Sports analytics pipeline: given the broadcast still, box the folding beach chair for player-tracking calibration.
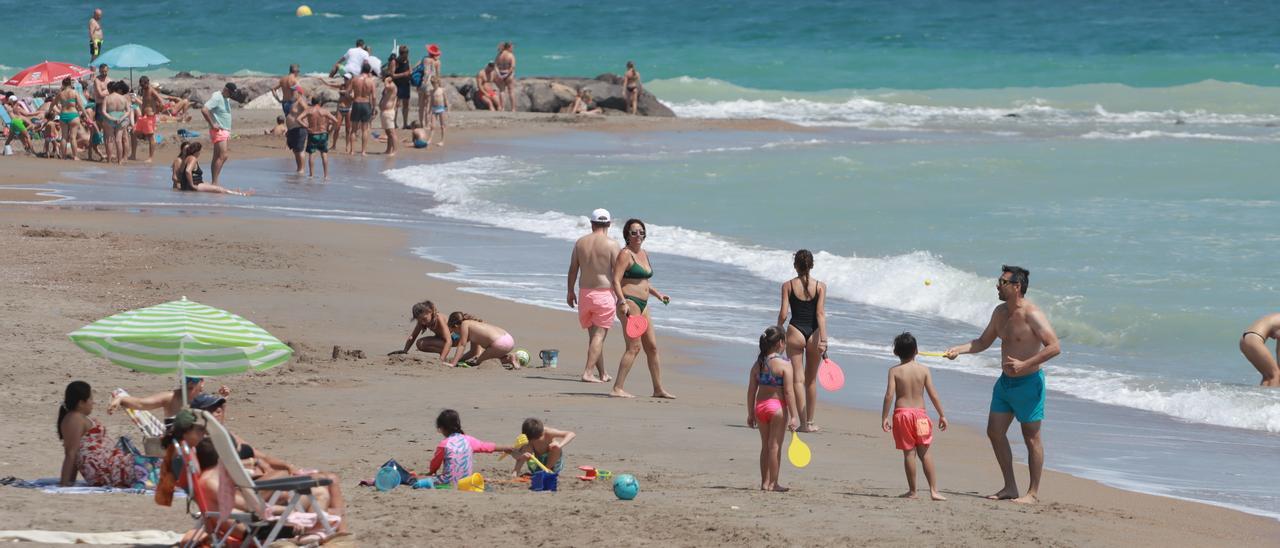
[176,440,251,548]
[198,411,339,547]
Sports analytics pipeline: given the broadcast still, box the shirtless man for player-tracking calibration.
[494,42,516,112]
[271,64,303,117]
[475,63,500,111]
[349,62,377,155]
[945,265,1060,504]
[88,9,103,65]
[1240,313,1280,386]
[567,208,620,383]
[109,377,229,419]
[283,100,307,173]
[297,98,337,178]
[90,64,111,129]
[377,74,398,156]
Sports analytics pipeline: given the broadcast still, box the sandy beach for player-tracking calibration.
[0,203,1276,546]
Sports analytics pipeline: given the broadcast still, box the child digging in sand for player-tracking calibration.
[881,332,948,500]
[445,311,521,368]
[512,418,575,476]
[426,409,513,486]
[747,325,799,492]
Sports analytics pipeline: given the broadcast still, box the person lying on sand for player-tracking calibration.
[512,418,575,477]
[881,332,947,501]
[191,394,347,532]
[445,311,520,368]
[1240,313,1280,386]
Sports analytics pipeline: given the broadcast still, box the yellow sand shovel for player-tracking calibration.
[788,431,811,468]
[501,433,552,473]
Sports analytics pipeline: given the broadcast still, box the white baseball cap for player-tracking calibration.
[589,208,611,224]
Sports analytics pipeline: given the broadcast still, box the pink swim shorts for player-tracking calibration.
[577,288,616,329]
[210,128,231,144]
[892,407,933,450]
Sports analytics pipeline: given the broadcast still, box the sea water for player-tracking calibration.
[7,0,1278,520]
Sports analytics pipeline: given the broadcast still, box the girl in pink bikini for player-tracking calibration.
[57,381,139,487]
[746,326,799,492]
[446,311,521,368]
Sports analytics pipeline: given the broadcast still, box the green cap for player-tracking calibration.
[172,409,198,431]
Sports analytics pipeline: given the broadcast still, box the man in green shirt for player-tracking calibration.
[200,83,238,186]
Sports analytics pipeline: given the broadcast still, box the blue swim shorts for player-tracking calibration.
[990,369,1045,423]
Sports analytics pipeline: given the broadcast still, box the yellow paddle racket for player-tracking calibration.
[919,351,947,357]
[788,431,811,468]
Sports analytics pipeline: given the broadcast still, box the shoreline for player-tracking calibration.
[0,207,1277,545]
[2,112,1277,524]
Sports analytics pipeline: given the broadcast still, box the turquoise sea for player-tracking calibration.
[4,0,1278,519]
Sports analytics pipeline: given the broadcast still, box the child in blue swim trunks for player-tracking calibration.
[512,418,575,477]
[943,265,1060,504]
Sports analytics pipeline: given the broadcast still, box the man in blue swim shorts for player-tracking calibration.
[945,265,1060,504]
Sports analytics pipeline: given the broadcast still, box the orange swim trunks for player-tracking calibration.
[577,288,616,330]
[892,407,933,450]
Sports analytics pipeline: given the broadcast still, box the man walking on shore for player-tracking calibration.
[567,208,620,383]
[88,9,103,65]
[200,83,239,185]
[945,265,1060,504]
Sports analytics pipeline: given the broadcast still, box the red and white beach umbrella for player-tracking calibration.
[3,61,92,87]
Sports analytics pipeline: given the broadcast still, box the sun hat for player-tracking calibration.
[427,44,441,57]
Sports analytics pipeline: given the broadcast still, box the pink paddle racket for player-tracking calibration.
[818,355,845,391]
[625,314,649,338]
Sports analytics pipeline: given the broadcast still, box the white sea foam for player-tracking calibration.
[922,354,1280,433]
[649,76,1280,130]
[361,13,404,21]
[1081,130,1272,142]
[480,13,497,20]
[319,12,342,18]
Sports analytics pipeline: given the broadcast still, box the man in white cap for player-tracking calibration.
[567,208,621,383]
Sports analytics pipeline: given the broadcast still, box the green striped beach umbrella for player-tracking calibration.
[69,297,292,400]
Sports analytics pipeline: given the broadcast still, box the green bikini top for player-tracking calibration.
[622,255,653,280]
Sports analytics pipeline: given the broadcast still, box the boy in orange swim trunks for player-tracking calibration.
[881,332,948,500]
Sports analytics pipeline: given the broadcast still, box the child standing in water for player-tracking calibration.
[445,312,520,368]
[881,332,948,500]
[746,326,799,492]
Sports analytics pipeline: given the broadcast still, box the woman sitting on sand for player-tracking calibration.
[170,142,191,188]
[176,142,252,196]
[570,89,603,115]
[610,218,674,398]
[777,249,827,432]
[445,311,520,368]
[746,326,799,492]
[390,300,456,361]
[58,381,140,487]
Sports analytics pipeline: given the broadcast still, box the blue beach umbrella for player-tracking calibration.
[95,44,171,85]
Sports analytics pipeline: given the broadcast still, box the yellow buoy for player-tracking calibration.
[296,5,313,17]
[924,279,932,286]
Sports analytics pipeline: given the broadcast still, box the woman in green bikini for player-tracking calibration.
[610,218,675,399]
[55,78,87,160]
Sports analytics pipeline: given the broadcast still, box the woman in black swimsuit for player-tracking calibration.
[776,249,827,432]
[176,142,250,196]
[609,218,674,399]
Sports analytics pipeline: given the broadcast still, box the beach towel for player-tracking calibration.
[0,476,183,497]
[0,529,183,544]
